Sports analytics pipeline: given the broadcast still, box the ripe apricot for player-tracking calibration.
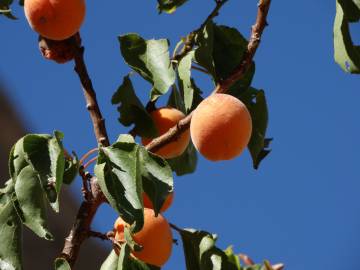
[24,0,86,40]
[142,107,190,159]
[113,208,173,266]
[190,93,252,161]
[143,192,174,212]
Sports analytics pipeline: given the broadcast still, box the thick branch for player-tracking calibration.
[147,0,272,154]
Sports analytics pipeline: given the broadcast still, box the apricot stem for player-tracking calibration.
[79,147,98,165]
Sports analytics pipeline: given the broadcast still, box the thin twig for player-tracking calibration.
[79,147,98,165]
[83,156,98,170]
[169,223,184,233]
[146,0,271,155]
[88,230,114,241]
[173,0,229,62]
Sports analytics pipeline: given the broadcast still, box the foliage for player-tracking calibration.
[0,0,276,269]
[333,0,360,73]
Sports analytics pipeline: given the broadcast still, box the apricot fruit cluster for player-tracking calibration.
[24,0,85,40]
[113,208,173,267]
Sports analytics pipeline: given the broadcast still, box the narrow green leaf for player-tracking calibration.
[0,181,22,270]
[224,246,241,270]
[167,142,197,176]
[139,148,173,215]
[95,142,144,232]
[54,258,71,270]
[100,250,119,270]
[119,34,176,100]
[157,0,189,13]
[117,134,136,144]
[124,225,143,252]
[14,165,53,240]
[178,51,195,112]
[112,75,157,138]
[334,0,360,73]
[117,244,132,270]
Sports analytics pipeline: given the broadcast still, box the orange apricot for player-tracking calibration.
[24,0,85,40]
[113,208,173,267]
[142,192,174,212]
[142,107,190,159]
[190,93,252,161]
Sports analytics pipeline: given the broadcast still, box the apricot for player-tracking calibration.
[24,0,86,40]
[190,93,252,161]
[142,107,190,159]
[113,208,173,266]
[143,192,174,212]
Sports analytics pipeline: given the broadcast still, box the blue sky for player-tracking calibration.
[1,1,360,269]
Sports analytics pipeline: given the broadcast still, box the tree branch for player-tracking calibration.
[146,0,272,154]
[59,34,109,268]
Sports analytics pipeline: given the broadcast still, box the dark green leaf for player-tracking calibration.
[194,22,216,80]
[224,246,241,270]
[119,34,175,100]
[22,132,65,211]
[14,165,53,240]
[167,85,186,113]
[180,228,238,270]
[334,0,360,73]
[54,258,71,270]
[139,148,173,215]
[0,0,17,19]
[157,0,189,13]
[112,75,157,138]
[95,142,144,232]
[233,87,271,169]
[167,142,197,176]
[63,152,79,185]
[100,250,119,270]
[0,181,22,270]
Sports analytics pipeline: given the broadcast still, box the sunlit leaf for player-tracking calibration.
[119,34,175,100]
[157,0,189,14]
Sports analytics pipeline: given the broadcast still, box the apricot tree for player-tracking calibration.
[0,0,280,269]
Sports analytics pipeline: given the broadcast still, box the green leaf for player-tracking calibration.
[178,51,196,112]
[224,246,241,270]
[180,228,238,270]
[100,250,119,270]
[117,244,160,270]
[22,132,65,211]
[54,258,71,270]
[233,87,271,169]
[62,152,79,185]
[167,85,186,113]
[95,142,144,232]
[139,148,173,215]
[194,22,216,80]
[0,181,22,270]
[334,0,360,73]
[119,34,175,101]
[167,142,197,176]
[157,0,189,13]
[14,165,53,240]
[338,0,360,22]
[0,0,17,19]
[95,140,174,230]
[124,225,143,252]
[112,75,157,138]
[195,21,254,86]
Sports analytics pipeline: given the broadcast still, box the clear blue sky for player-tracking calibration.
[1,1,360,269]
